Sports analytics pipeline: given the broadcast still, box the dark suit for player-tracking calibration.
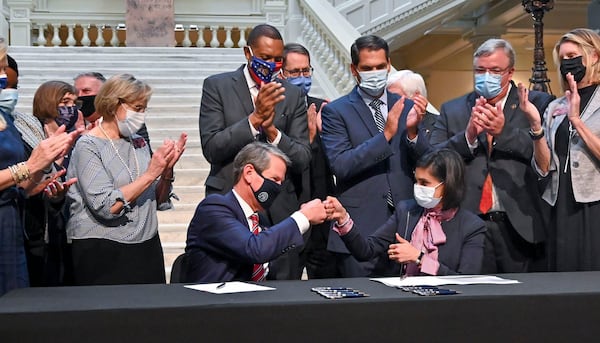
[341,200,486,276]
[184,191,304,283]
[199,65,311,279]
[298,95,338,279]
[429,82,554,272]
[321,87,428,277]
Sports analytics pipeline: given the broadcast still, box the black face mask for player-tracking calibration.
[252,173,282,210]
[560,56,587,83]
[78,95,96,118]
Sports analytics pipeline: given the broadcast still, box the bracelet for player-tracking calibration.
[8,162,31,184]
[334,212,351,227]
[528,127,545,140]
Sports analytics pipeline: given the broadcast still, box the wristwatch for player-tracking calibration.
[529,127,545,140]
[415,251,425,266]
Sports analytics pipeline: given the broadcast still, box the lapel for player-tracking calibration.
[580,86,600,123]
[231,65,255,118]
[401,203,425,240]
[226,191,249,226]
[348,86,380,137]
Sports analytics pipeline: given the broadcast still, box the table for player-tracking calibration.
[2,272,600,342]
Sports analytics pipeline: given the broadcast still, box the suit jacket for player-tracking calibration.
[321,87,428,257]
[184,191,305,283]
[199,65,311,224]
[429,82,554,243]
[341,200,486,276]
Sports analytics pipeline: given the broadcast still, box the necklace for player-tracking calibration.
[98,122,140,182]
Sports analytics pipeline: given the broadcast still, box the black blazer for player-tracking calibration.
[428,82,554,243]
[341,200,486,276]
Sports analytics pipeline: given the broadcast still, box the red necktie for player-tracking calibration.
[250,214,266,282]
[479,134,493,214]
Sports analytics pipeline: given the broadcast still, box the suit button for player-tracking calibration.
[573,136,580,144]
[573,161,579,168]
[291,244,296,248]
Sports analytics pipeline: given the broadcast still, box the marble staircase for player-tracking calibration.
[9,46,246,280]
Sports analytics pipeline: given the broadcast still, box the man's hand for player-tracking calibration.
[299,198,327,225]
[249,81,286,130]
[466,96,487,144]
[384,96,405,141]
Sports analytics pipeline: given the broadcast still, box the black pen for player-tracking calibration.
[216,282,226,289]
[399,212,410,280]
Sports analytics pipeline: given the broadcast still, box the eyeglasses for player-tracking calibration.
[283,67,313,78]
[473,67,510,75]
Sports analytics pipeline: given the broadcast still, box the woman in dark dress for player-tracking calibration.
[519,28,600,271]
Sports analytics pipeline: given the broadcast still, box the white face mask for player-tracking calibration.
[117,104,146,137]
[414,182,443,209]
[357,69,388,97]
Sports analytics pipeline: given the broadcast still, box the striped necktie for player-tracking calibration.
[369,98,395,210]
[249,214,266,282]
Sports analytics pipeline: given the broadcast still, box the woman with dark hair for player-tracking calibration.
[326,149,486,276]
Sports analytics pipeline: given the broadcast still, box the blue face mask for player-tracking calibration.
[0,88,18,113]
[55,105,78,131]
[0,74,7,89]
[287,76,312,95]
[474,72,503,99]
[247,47,282,85]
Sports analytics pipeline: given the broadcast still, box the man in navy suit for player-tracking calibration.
[429,38,554,273]
[320,35,429,277]
[184,142,327,283]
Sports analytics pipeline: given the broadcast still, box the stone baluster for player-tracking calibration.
[66,24,76,46]
[210,26,219,48]
[36,23,47,46]
[196,26,206,47]
[182,26,192,47]
[51,24,62,46]
[96,25,106,47]
[81,25,91,47]
[238,27,247,47]
[223,26,234,48]
[110,26,119,46]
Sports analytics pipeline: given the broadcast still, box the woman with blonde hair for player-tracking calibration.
[66,73,187,285]
[518,28,600,271]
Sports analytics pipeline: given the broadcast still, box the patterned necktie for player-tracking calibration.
[479,134,494,214]
[369,98,395,210]
[249,214,266,282]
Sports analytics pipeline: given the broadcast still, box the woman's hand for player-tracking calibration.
[388,233,421,264]
[517,83,542,129]
[27,126,77,173]
[44,177,77,200]
[166,133,187,169]
[324,196,347,223]
[565,73,582,127]
[147,139,175,179]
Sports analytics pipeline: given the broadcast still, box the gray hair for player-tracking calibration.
[74,72,107,83]
[473,39,516,68]
[387,69,428,98]
[233,142,291,182]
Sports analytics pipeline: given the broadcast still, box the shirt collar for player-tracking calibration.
[358,87,388,108]
[243,65,259,92]
[232,188,255,220]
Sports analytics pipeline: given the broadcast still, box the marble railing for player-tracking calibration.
[296,0,361,97]
[31,22,255,48]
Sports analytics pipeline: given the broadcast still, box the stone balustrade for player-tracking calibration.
[32,23,254,48]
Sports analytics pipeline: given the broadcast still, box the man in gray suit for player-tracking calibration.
[199,24,311,279]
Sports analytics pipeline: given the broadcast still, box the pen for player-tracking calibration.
[216,282,226,289]
[399,212,410,280]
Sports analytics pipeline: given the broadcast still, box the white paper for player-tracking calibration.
[371,275,520,287]
[184,281,276,294]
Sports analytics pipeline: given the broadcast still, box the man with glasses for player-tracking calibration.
[428,38,554,273]
[199,24,311,280]
[279,43,337,278]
